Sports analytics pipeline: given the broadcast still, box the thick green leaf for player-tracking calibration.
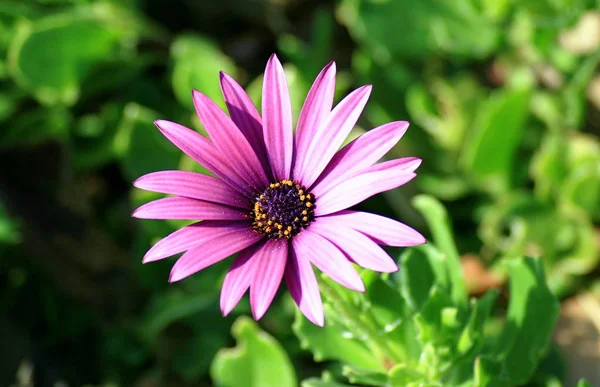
[456,290,499,355]
[398,247,435,311]
[387,364,425,387]
[461,88,531,193]
[412,195,467,308]
[293,309,384,372]
[493,258,560,384]
[338,0,499,60]
[211,317,296,387]
[342,365,387,386]
[170,34,236,110]
[7,11,123,105]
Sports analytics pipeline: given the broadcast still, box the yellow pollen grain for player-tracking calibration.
[302,216,308,222]
[270,183,275,188]
[306,194,311,200]
[287,226,292,231]
[261,214,267,219]
[284,230,289,236]
[259,194,265,199]
[294,217,299,222]
[267,220,273,225]
[299,195,305,201]
[305,202,312,207]
[277,224,283,230]
[298,189,304,195]
[302,210,307,215]
[286,180,293,186]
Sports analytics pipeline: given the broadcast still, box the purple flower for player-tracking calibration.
[132,55,425,326]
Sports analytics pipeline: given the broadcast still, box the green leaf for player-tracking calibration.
[7,10,123,105]
[113,103,181,181]
[387,364,425,387]
[456,290,499,355]
[170,34,237,110]
[398,247,435,311]
[338,0,499,60]
[293,309,384,372]
[211,317,297,387]
[493,258,560,384]
[412,195,467,308]
[461,88,531,193]
[342,365,387,386]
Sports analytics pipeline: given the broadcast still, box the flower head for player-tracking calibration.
[133,54,425,326]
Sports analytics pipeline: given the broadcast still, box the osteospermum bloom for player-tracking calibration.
[133,55,425,326]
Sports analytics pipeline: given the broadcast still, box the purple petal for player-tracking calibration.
[294,62,336,175]
[308,219,398,273]
[367,157,422,173]
[319,210,426,247]
[311,121,409,197]
[292,230,364,292]
[134,171,249,208]
[314,162,419,216]
[285,246,324,326]
[250,239,288,320]
[132,197,249,220]
[262,54,293,181]
[294,85,372,188]
[143,221,253,263]
[192,90,268,191]
[155,120,251,196]
[220,243,262,316]
[169,227,263,282]
[219,72,271,176]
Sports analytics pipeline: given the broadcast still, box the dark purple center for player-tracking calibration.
[252,180,315,239]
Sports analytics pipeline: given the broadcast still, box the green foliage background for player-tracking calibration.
[0,0,599,386]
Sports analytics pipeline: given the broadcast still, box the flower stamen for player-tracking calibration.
[252,180,315,239]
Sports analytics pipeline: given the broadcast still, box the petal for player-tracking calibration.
[134,171,249,208]
[308,219,398,272]
[132,197,249,220]
[192,90,268,190]
[250,239,288,320]
[294,62,336,174]
[294,85,372,188]
[262,54,293,181]
[292,230,364,292]
[155,120,251,196]
[285,246,324,327]
[314,163,418,216]
[142,220,252,263]
[367,157,422,173]
[219,72,271,176]
[319,210,426,247]
[311,121,409,197]
[220,242,263,316]
[169,227,263,282]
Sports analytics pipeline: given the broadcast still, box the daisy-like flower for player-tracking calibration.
[133,55,425,326]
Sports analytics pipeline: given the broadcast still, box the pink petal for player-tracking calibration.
[294,85,372,188]
[220,243,263,316]
[285,246,324,326]
[219,72,271,176]
[367,157,422,173]
[311,121,409,197]
[292,230,364,292]
[134,171,249,208]
[293,62,336,176]
[308,219,398,273]
[319,210,426,247]
[155,120,251,196]
[169,227,263,282]
[132,197,249,220]
[192,90,268,191]
[314,163,418,216]
[142,221,252,263]
[250,239,288,320]
[262,54,293,181]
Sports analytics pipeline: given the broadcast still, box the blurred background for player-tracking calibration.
[1,0,599,386]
